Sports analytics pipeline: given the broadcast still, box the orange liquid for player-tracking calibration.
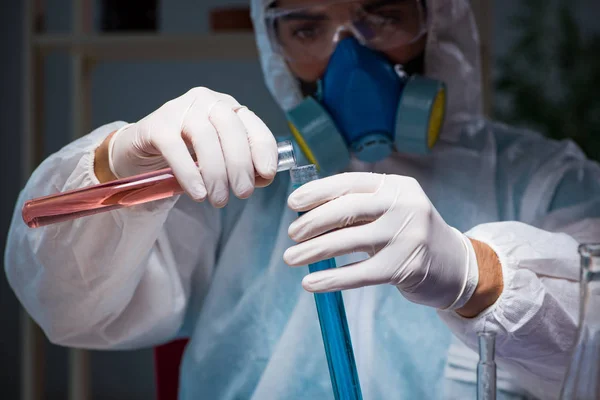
[22,168,184,228]
[23,141,296,228]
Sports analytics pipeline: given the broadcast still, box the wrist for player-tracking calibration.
[456,238,503,318]
[94,130,118,183]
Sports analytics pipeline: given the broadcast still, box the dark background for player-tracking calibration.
[1,0,598,399]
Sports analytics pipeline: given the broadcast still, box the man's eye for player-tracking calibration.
[292,25,321,41]
[372,12,406,26]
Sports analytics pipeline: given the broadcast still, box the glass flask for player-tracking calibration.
[560,243,600,400]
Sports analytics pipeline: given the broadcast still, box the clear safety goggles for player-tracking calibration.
[265,0,428,62]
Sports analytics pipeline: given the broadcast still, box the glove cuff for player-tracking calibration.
[108,123,134,179]
[444,228,479,310]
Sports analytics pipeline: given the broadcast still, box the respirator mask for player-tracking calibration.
[266,0,446,176]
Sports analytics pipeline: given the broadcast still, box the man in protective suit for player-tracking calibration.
[6,0,600,398]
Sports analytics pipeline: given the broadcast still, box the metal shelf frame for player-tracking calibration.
[20,1,493,400]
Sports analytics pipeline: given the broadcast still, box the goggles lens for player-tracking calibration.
[266,0,427,62]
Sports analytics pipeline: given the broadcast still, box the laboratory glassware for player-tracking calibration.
[290,164,363,400]
[477,331,497,400]
[560,243,600,400]
[23,140,296,228]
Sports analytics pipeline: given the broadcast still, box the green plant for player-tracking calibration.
[494,0,600,161]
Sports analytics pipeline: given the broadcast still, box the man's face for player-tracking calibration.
[271,0,428,83]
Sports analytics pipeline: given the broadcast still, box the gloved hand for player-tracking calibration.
[284,172,479,310]
[108,87,278,207]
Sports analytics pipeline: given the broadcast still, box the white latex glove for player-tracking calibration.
[108,87,278,207]
[284,172,479,310]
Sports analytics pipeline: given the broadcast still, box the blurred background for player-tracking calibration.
[0,0,598,399]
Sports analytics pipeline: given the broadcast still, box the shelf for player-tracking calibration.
[33,33,259,61]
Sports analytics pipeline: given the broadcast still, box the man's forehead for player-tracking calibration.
[275,0,326,7]
[273,0,411,10]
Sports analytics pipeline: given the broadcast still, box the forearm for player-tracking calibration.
[456,239,503,318]
[94,129,118,182]
[438,221,582,399]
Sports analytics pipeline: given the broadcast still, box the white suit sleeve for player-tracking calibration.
[439,143,600,400]
[4,122,219,350]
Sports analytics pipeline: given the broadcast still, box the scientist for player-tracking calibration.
[6,0,600,399]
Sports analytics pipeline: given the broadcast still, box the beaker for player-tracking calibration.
[560,243,600,400]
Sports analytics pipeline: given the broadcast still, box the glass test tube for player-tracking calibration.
[290,164,363,400]
[477,331,497,400]
[22,140,296,228]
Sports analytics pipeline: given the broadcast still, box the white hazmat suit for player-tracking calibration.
[5,0,600,398]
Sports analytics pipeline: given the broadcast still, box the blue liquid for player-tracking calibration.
[308,257,363,400]
[292,168,362,400]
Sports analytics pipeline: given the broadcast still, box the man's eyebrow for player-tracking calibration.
[280,11,329,22]
[364,0,408,12]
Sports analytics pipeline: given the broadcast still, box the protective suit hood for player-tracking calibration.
[250,0,483,140]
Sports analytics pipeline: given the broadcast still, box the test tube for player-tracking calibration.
[22,140,296,228]
[477,331,497,400]
[290,164,363,400]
